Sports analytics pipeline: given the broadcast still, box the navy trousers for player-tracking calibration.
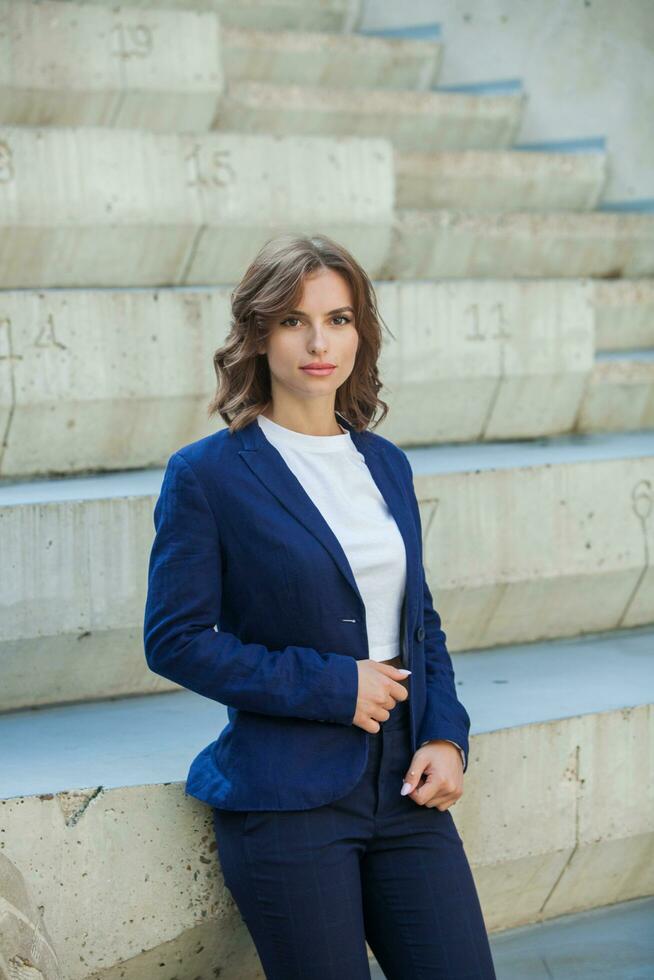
[212,696,496,979]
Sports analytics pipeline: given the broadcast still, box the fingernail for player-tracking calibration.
[398,669,411,675]
[400,782,412,795]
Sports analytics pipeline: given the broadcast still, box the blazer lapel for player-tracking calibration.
[236,412,420,625]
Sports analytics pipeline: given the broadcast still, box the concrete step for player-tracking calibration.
[1,626,651,978]
[6,279,654,479]
[380,208,654,279]
[394,148,607,211]
[212,80,525,152]
[0,1,443,132]
[581,351,654,432]
[26,0,361,32]
[5,126,652,288]
[1,430,653,711]
[594,280,654,350]
[0,0,224,132]
[216,0,362,31]
[0,278,593,476]
[137,0,362,32]
[0,125,394,288]
[222,24,442,91]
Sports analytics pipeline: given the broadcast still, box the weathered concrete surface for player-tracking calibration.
[579,355,654,432]
[0,126,394,287]
[0,486,178,711]
[0,287,226,477]
[405,448,654,651]
[594,279,654,350]
[213,82,525,152]
[0,3,441,132]
[408,456,654,649]
[214,0,363,31]
[0,783,259,980]
[1,433,653,710]
[222,25,442,90]
[381,209,654,279]
[0,699,651,978]
[455,705,654,929]
[0,0,224,131]
[394,148,607,210]
[0,278,648,477]
[374,278,595,445]
[50,0,360,32]
[0,279,595,478]
[0,852,63,978]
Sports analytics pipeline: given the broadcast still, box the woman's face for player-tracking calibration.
[259,268,360,407]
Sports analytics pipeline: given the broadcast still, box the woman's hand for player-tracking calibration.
[352,660,411,733]
[400,741,464,809]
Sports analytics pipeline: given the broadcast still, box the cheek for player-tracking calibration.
[343,329,360,360]
[267,333,301,375]
[338,339,359,374]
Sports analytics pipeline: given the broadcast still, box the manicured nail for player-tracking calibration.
[401,782,412,795]
[398,669,411,675]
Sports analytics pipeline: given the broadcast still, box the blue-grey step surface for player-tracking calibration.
[1,430,654,504]
[1,624,652,801]
[370,896,654,979]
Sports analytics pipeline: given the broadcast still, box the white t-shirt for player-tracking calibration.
[256,413,466,767]
[257,412,406,663]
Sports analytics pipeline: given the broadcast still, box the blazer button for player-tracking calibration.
[415,626,425,642]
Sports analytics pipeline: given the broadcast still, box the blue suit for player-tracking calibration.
[143,411,471,811]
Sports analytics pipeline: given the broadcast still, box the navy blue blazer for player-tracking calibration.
[143,410,471,811]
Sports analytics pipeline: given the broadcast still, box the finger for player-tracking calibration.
[426,794,457,810]
[376,663,412,680]
[422,774,459,809]
[411,773,448,806]
[400,760,427,796]
[390,680,410,699]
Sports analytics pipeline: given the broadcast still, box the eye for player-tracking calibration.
[279,316,353,327]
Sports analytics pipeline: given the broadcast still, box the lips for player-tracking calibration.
[300,365,336,375]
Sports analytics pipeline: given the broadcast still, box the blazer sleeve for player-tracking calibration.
[399,450,471,772]
[143,451,359,726]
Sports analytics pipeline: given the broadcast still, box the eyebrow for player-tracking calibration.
[285,306,354,317]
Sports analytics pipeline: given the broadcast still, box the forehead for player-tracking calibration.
[290,269,354,312]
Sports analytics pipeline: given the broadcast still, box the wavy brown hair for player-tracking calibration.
[207,233,395,433]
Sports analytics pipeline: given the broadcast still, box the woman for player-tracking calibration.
[143,233,496,979]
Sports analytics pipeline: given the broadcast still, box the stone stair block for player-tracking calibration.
[0,1,443,132]
[593,279,654,350]
[578,352,654,432]
[0,0,224,131]
[0,125,394,287]
[381,208,654,279]
[212,81,525,152]
[1,432,653,710]
[0,279,596,479]
[214,0,363,31]
[403,433,654,651]
[0,470,178,712]
[0,626,651,977]
[374,278,595,445]
[0,287,225,478]
[0,853,62,979]
[394,148,607,211]
[50,0,361,32]
[221,24,443,90]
